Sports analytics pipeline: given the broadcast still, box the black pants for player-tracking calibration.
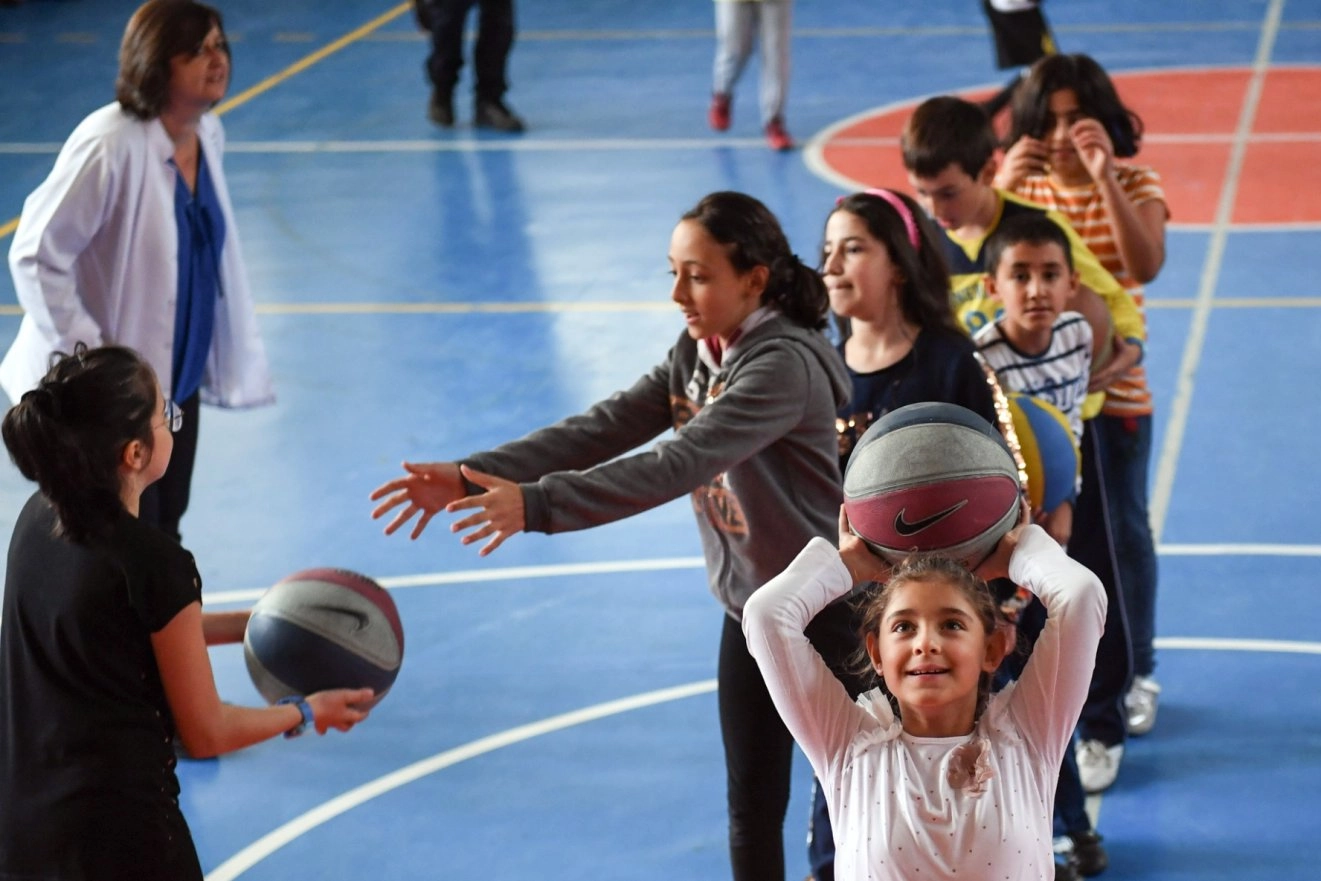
[139,392,200,543]
[719,597,865,881]
[419,0,514,102]
[1069,422,1134,747]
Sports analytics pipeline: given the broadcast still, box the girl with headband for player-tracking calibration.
[805,189,1001,880]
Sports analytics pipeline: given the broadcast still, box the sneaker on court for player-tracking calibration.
[427,89,454,128]
[765,117,794,151]
[1054,857,1082,881]
[474,99,525,133]
[1068,830,1108,877]
[1076,739,1123,793]
[709,93,731,131]
[1126,675,1162,735]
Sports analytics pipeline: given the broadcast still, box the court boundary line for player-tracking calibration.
[202,542,1321,605]
[201,679,719,881]
[1148,0,1285,541]
[201,635,1320,880]
[801,61,1317,195]
[2,294,1318,319]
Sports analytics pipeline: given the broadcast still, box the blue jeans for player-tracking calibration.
[1094,413,1159,677]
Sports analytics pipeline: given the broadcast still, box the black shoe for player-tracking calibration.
[1069,830,1109,876]
[427,89,453,127]
[474,99,525,133]
[1054,857,1082,881]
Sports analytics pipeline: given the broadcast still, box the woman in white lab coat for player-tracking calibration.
[1,0,273,541]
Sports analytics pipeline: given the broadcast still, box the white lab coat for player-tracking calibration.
[1,103,274,409]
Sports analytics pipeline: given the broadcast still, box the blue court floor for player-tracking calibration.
[1,1,1320,879]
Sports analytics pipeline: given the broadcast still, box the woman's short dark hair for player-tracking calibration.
[2,345,159,542]
[683,191,830,331]
[116,0,228,120]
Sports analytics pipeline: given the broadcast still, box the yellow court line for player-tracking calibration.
[0,297,1319,318]
[213,2,410,116]
[0,2,412,242]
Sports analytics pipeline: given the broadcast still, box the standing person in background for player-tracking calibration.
[415,0,525,132]
[0,345,370,881]
[0,0,274,543]
[996,52,1169,765]
[708,0,795,151]
[371,191,851,881]
[806,188,999,881]
[978,0,1057,119]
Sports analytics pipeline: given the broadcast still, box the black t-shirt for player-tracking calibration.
[0,493,204,880]
[837,326,999,470]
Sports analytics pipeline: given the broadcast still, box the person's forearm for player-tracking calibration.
[202,610,250,646]
[1096,172,1165,283]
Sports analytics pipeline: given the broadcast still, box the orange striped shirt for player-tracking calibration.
[1014,165,1168,417]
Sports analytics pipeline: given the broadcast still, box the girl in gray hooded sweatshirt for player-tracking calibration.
[372,190,851,881]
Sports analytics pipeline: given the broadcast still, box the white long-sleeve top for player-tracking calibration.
[743,526,1105,881]
[1,103,273,409]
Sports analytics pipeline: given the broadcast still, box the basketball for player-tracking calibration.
[1006,392,1080,513]
[842,402,1022,568]
[244,568,404,708]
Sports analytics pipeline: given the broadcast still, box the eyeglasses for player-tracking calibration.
[162,399,183,433]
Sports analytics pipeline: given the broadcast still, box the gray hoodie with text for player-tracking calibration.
[463,312,851,618]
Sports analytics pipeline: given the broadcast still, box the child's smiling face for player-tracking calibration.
[866,576,1002,736]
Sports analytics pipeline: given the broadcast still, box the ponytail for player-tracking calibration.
[1,345,158,542]
[764,254,829,330]
[682,191,829,331]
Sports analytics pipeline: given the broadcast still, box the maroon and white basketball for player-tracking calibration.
[842,402,1022,569]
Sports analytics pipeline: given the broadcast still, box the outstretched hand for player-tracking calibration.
[369,461,466,539]
[307,687,375,734]
[444,465,526,556]
[837,507,892,587]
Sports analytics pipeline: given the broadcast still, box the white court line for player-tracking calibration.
[202,543,1321,605]
[202,679,718,881]
[203,635,1319,880]
[205,556,706,604]
[1148,0,1286,544]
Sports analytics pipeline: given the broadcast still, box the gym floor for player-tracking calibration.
[1,0,1319,878]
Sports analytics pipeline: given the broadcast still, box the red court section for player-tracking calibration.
[815,67,1321,226]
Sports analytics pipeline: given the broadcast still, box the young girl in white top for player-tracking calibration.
[743,508,1105,880]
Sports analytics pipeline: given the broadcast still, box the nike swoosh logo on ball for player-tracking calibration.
[893,500,968,536]
[313,605,371,631]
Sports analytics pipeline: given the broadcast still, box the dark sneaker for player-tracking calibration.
[427,89,454,127]
[1069,830,1109,877]
[1054,858,1082,881]
[709,93,731,131]
[475,99,525,133]
[765,116,794,151]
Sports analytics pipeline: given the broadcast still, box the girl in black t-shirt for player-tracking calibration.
[0,345,372,881]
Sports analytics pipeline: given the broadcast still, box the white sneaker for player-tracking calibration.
[1125,675,1162,736]
[1076,739,1123,793]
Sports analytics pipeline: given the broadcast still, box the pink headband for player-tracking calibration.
[838,188,921,252]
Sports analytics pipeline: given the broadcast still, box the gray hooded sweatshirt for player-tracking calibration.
[462,312,851,618]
